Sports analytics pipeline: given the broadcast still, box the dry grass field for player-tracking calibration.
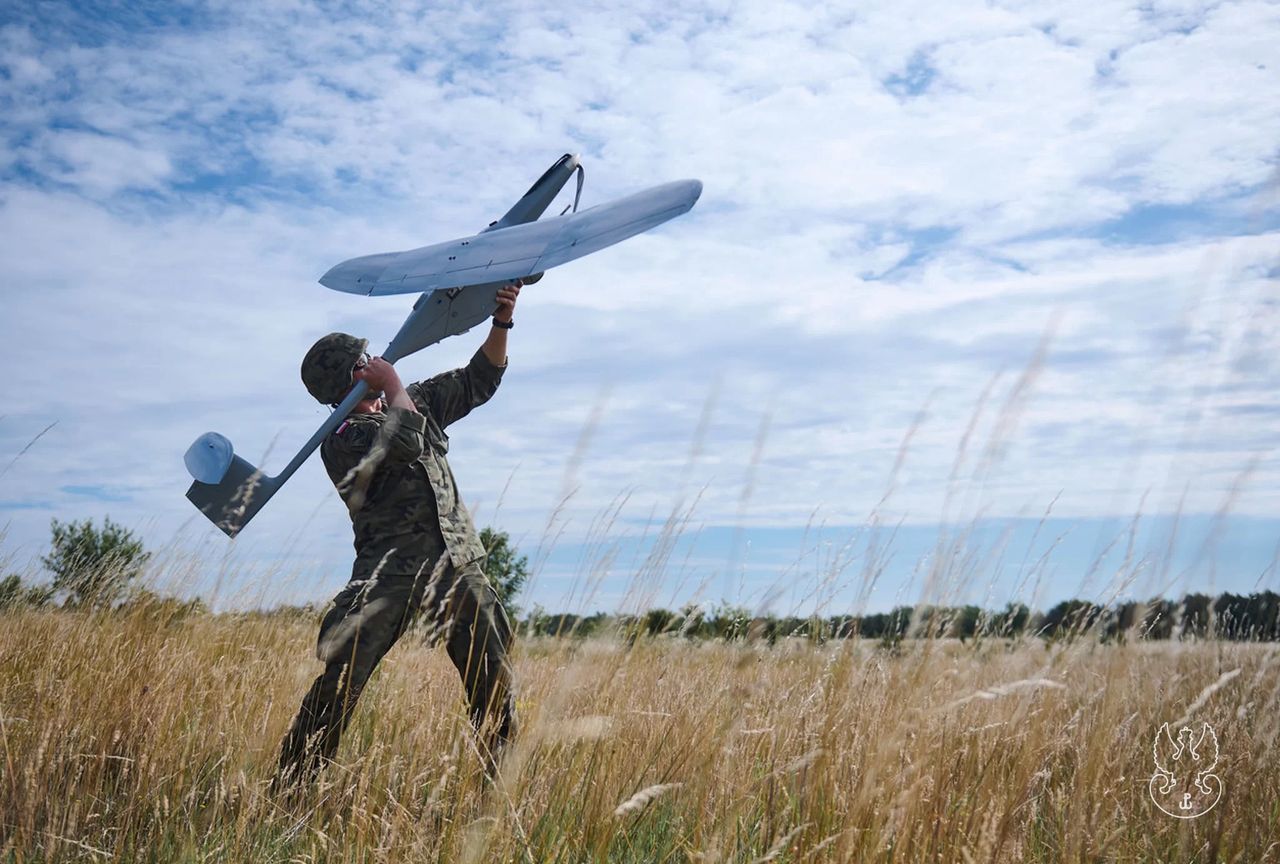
[1,605,1276,863]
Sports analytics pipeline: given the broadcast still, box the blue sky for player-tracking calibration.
[1,0,1278,615]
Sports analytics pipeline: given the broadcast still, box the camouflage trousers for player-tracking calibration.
[274,555,516,786]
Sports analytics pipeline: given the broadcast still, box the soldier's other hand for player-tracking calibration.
[356,356,403,393]
[494,280,521,323]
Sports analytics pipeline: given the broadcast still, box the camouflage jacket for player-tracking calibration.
[320,348,505,579]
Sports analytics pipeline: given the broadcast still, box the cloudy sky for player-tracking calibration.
[1,0,1277,615]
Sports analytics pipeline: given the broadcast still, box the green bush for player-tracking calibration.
[42,517,150,608]
[480,527,529,619]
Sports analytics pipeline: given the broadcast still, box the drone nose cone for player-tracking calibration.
[320,251,401,295]
[319,259,367,294]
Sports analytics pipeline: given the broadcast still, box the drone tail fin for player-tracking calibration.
[486,153,582,231]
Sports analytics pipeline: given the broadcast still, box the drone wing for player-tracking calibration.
[380,278,515,362]
[320,180,702,297]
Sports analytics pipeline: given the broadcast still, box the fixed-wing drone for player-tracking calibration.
[183,154,702,537]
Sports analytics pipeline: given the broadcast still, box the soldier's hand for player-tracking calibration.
[494,281,521,324]
[355,356,403,394]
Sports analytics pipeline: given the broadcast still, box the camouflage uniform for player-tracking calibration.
[277,347,515,785]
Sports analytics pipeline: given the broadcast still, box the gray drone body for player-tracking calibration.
[184,154,702,537]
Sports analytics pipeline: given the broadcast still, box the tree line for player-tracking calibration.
[4,517,1278,644]
[518,592,1280,643]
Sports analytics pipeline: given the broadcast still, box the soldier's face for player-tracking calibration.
[354,394,384,413]
[350,386,384,413]
[332,355,376,414]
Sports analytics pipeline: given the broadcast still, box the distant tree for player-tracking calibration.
[42,517,150,608]
[858,612,885,639]
[828,615,857,639]
[1041,599,1103,639]
[522,607,612,638]
[1140,598,1177,640]
[1214,592,1254,640]
[747,615,780,644]
[1251,590,1280,640]
[909,604,941,638]
[522,603,551,637]
[676,602,706,639]
[952,605,983,642]
[706,603,752,640]
[1080,598,1175,643]
[479,527,529,618]
[989,602,1031,638]
[860,606,912,646]
[888,606,913,640]
[575,612,610,638]
[615,613,641,644]
[642,607,676,636]
[1101,602,1139,642]
[778,615,817,640]
[1179,593,1213,638]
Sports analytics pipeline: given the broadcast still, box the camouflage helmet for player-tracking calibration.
[301,332,368,404]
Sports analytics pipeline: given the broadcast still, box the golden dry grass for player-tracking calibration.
[1,605,1277,862]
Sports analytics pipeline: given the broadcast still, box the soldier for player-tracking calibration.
[275,282,523,788]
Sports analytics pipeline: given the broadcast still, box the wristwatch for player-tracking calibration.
[492,318,514,329]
